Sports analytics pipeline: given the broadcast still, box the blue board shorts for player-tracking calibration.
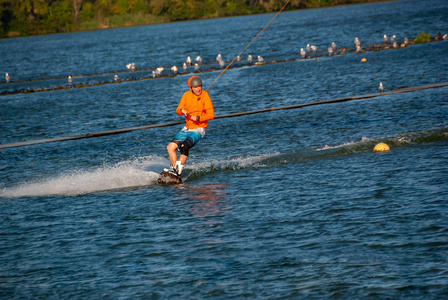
[171,126,205,148]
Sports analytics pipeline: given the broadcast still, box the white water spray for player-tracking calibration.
[0,156,165,198]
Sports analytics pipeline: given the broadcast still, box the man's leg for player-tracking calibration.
[167,142,179,166]
[167,130,201,175]
[179,154,188,165]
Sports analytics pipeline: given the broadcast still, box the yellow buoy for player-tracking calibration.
[361,58,367,62]
[374,142,390,152]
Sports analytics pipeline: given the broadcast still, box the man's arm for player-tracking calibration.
[175,94,187,116]
[199,96,214,122]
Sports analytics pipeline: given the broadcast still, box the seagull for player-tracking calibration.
[114,75,118,81]
[311,45,317,53]
[383,34,388,43]
[247,55,253,64]
[183,63,187,72]
[379,82,384,93]
[404,37,410,45]
[444,34,448,40]
[186,56,192,66]
[5,73,10,83]
[356,45,361,52]
[390,35,396,42]
[155,67,164,76]
[257,55,263,62]
[328,46,333,56]
[171,66,178,74]
[219,60,225,68]
[195,56,202,64]
[152,70,156,78]
[393,42,398,48]
[194,63,199,71]
[300,48,306,58]
[354,37,361,46]
[306,44,311,52]
[236,55,241,62]
[126,63,135,71]
[331,42,336,50]
[216,53,222,62]
[68,76,72,85]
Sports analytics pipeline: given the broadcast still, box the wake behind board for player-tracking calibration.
[157,170,182,184]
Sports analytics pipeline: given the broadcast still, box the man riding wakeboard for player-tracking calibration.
[164,76,215,177]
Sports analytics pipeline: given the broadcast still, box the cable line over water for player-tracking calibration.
[1,81,446,150]
[205,0,292,92]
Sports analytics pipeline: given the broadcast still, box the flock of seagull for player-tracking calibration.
[3,33,448,94]
[115,52,265,83]
[123,33,446,81]
[299,34,414,59]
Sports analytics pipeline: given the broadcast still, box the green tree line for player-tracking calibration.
[0,0,374,38]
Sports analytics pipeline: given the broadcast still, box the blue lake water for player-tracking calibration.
[1,0,448,298]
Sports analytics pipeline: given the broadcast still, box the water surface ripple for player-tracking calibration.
[1,0,448,298]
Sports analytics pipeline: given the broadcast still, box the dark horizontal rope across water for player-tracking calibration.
[1,37,445,96]
[1,81,446,150]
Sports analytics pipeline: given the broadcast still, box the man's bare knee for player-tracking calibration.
[167,142,178,152]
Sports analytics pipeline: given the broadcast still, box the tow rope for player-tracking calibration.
[205,0,292,92]
[1,82,447,150]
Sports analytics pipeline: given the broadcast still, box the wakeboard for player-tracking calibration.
[157,170,182,184]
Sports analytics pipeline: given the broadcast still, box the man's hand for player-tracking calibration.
[182,109,199,121]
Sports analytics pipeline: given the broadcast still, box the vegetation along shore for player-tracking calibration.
[1,0,388,38]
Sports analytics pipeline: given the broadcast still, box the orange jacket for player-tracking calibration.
[176,90,214,129]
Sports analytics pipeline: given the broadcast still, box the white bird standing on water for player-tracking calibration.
[236,55,241,62]
[328,46,333,56]
[216,53,222,62]
[383,34,388,43]
[5,73,10,83]
[183,63,187,72]
[300,48,306,58]
[68,76,72,85]
[114,74,118,82]
[126,63,135,71]
[379,82,384,93]
[186,56,192,66]
[219,60,225,68]
[311,45,317,54]
[195,56,202,64]
[171,66,178,74]
[354,37,361,47]
[331,42,336,50]
[257,55,263,62]
[306,44,311,52]
[247,55,253,64]
[194,63,200,71]
[390,35,396,42]
[155,67,164,76]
